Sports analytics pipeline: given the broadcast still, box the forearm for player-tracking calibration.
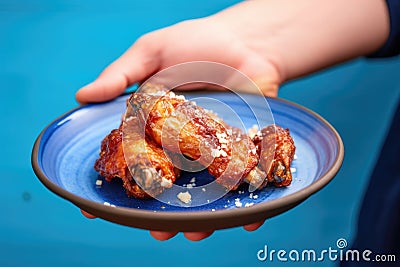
[212,0,390,82]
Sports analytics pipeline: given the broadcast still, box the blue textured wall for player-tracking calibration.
[1,1,399,266]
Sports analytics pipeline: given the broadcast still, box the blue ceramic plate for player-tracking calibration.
[32,91,343,231]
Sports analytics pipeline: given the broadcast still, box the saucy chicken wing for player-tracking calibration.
[94,83,295,199]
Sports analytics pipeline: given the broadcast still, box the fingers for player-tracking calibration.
[80,209,97,219]
[150,231,179,241]
[76,34,161,104]
[183,231,214,241]
[243,220,265,232]
[149,231,214,241]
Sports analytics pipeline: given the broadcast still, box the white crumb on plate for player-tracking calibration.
[244,202,254,208]
[234,198,243,208]
[95,179,103,186]
[161,177,172,188]
[235,201,243,208]
[202,188,206,192]
[186,184,193,189]
[190,177,196,183]
[290,167,297,173]
[294,154,298,160]
[177,191,191,204]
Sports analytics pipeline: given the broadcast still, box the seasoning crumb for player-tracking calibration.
[95,179,103,186]
[161,177,172,188]
[177,191,191,204]
[234,198,243,208]
[290,167,297,173]
[248,124,259,139]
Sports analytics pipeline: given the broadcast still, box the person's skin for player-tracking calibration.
[76,0,389,241]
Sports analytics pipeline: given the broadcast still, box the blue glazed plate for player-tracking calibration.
[32,91,343,231]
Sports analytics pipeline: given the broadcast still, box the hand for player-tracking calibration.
[76,0,388,104]
[80,210,264,241]
[76,7,283,104]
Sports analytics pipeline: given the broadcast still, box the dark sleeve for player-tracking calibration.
[368,0,400,58]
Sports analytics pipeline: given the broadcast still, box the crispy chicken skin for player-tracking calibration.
[94,83,296,198]
[252,125,296,187]
[130,84,258,190]
[94,98,179,198]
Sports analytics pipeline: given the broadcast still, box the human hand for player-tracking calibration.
[80,210,264,241]
[76,9,283,103]
[76,0,388,104]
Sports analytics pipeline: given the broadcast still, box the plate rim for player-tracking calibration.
[31,93,344,231]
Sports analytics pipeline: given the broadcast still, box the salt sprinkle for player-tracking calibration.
[177,191,191,204]
[161,177,172,188]
[248,124,259,139]
[235,201,243,208]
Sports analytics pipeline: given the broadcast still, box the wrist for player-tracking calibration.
[213,0,390,82]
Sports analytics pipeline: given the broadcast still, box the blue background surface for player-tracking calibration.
[1,0,399,266]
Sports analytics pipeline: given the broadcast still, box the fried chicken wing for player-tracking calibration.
[252,125,296,187]
[94,98,179,198]
[94,83,296,199]
[130,84,258,190]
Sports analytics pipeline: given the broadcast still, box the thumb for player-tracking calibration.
[76,35,161,104]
